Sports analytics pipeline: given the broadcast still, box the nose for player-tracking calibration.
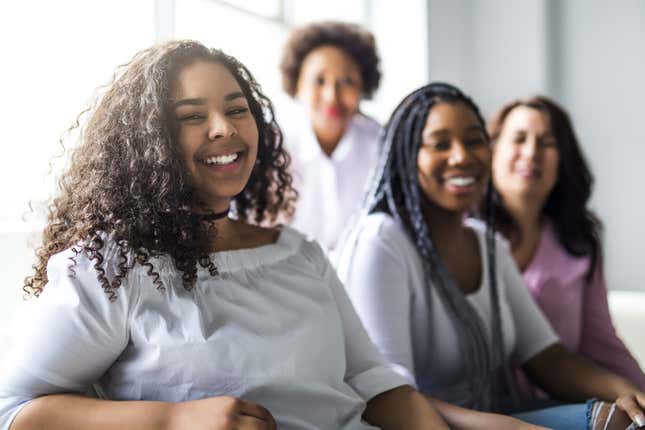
[207,113,237,141]
[448,140,470,165]
[321,81,340,104]
[520,136,540,160]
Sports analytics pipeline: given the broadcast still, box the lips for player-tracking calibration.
[201,152,239,166]
[197,148,246,173]
[514,166,542,179]
[441,173,484,196]
[324,106,342,118]
[445,176,476,187]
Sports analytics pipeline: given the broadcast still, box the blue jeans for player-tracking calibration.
[513,401,593,430]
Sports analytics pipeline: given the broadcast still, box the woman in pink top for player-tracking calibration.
[485,96,645,395]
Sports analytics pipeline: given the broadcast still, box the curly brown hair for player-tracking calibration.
[280,21,381,98]
[24,40,296,300]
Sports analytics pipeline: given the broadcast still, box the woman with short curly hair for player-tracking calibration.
[279,21,383,250]
[0,40,458,430]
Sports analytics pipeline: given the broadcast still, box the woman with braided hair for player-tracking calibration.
[336,82,644,429]
[0,40,458,430]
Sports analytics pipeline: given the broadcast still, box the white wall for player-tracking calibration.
[427,0,645,291]
[556,0,645,292]
[366,0,431,122]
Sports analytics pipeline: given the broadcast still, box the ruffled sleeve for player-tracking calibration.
[0,245,135,429]
[306,238,409,401]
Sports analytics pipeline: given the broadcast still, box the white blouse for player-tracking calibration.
[282,105,381,250]
[0,226,407,430]
[334,213,558,406]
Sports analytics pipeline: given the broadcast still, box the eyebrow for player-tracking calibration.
[172,91,246,109]
[224,91,245,102]
[427,125,483,137]
[172,98,206,109]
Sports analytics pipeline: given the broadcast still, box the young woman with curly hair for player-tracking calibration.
[0,40,455,430]
[336,83,644,429]
[279,21,383,249]
[485,96,645,396]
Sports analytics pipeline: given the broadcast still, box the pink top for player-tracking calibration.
[521,219,645,390]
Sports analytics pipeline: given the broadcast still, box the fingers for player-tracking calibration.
[236,414,276,429]
[235,398,274,424]
[637,394,645,427]
[616,394,645,428]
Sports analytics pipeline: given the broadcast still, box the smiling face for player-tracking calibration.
[492,106,560,205]
[417,102,491,213]
[171,60,259,212]
[295,45,363,145]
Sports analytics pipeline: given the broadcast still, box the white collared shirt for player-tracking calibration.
[282,105,381,250]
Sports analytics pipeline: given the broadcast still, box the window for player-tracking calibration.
[0,0,156,232]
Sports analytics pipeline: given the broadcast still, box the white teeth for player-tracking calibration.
[203,153,239,165]
[446,176,475,186]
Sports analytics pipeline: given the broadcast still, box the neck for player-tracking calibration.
[314,118,350,157]
[315,129,343,156]
[423,202,469,250]
[501,193,544,245]
[203,217,239,251]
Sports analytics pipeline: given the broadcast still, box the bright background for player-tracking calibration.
[0,0,643,363]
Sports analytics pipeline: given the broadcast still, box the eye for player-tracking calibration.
[315,76,325,86]
[226,106,249,117]
[179,113,205,122]
[339,76,356,87]
[539,136,558,148]
[427,140,451,151]
[465,137,486,147]
[513,133,527,144]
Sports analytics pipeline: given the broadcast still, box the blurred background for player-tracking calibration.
[0,0,643,361]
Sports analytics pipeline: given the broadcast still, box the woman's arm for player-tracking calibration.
[524,343,645,426]
[11,394,275,430]
[364,386,549,430]
[428,397,550,430]
[363,386,450,430]
[579,266,645,389]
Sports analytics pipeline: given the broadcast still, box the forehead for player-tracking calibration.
[424,102,482,133]
[300,45,360,74]
[172,60,242,99]
[503,106,550,132]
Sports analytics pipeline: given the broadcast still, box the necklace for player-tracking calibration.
[196,207,230,222]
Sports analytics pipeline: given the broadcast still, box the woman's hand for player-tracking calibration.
[167,396,277,430]
[615,391,645,428]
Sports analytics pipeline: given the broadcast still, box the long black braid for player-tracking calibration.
[360,83,518,411]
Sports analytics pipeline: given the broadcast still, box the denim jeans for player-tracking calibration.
[513,401,593,430]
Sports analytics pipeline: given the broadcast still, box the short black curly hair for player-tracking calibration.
[280,21,381,99]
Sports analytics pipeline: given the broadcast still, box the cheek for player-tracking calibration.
[296,84,319,107]
[177,131,197,166]
[492,145,515,177]
[243,125,260,161]
[341,90,361,113]
[417,150,437,183]
[544,151,560,183]
[476,145,492,168]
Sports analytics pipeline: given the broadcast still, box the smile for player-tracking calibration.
[200,152,240,166]
[445,176,476,187]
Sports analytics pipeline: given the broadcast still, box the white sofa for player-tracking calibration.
[608,291,645,367]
